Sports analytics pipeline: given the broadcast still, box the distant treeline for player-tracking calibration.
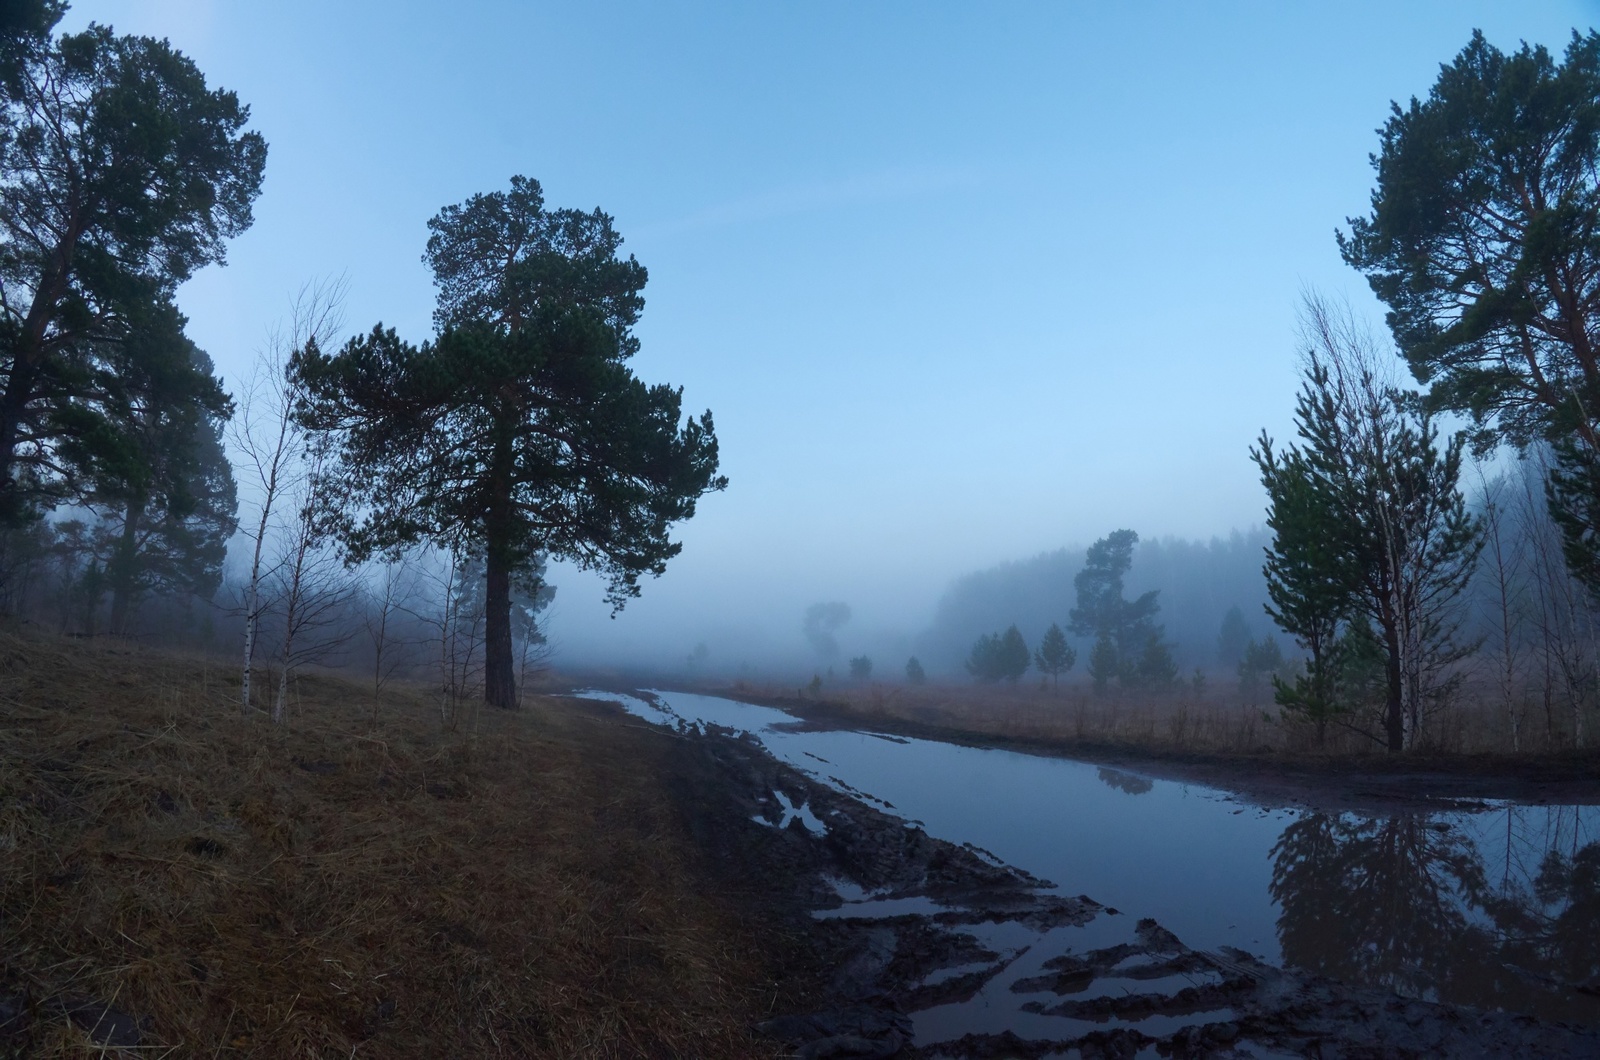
[915,529,1273,677]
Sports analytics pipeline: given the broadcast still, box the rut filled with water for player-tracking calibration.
[578,689,1600,1055]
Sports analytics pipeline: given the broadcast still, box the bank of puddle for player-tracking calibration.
[576,689,1600,1051]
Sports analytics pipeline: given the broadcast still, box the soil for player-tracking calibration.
[604,694,1600,1058]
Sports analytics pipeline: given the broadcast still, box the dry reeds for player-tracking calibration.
[746,675,1600,760]
[0,629,785,1058]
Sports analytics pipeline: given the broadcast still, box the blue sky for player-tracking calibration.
[61,1,1600,666]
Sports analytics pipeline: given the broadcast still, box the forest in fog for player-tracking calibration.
[3,2,1600,756]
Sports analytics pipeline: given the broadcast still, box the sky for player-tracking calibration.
[59,1,1600,670]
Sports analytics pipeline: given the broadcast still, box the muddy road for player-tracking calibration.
[576,689,1600,1058]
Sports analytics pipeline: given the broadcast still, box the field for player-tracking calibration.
[704,674,1600,790]
[0,629,795,1058]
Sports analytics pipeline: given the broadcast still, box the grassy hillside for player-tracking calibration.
[0,630,788,1058]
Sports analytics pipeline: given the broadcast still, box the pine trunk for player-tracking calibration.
[109,495,144,634]
[484,550,516,709]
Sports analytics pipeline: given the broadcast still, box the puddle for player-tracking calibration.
[754,790,828,834]
[577,688,1600,1044]
[814,895,945,920]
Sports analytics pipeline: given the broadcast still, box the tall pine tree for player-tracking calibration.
[294,177,725,708]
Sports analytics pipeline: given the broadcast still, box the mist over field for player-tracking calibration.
[12,4,1600,1056]
[0,0,1585,720]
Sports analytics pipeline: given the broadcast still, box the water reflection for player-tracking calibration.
[1096,767,1153,795]
[1272,809,1600,1023]
[578,689,1600,1028]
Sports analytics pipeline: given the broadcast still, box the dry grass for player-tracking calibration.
[0,629,787,1058]
[725,677,1600,759]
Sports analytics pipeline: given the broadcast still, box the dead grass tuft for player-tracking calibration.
[0,628,784,1058]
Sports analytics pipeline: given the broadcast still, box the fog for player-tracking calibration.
[50,1,1595,682]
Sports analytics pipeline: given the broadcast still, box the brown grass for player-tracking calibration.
[0,629,787,1058]
[724,676,1600,760]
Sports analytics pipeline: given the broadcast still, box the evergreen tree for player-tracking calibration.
[0,14,265,525]
[1069,529,1169,691]
[1254,301,1483,749]
[1216,604,1251,668]
[1131,632,1179,690]
[294,177,725,708]
[85,311,236,631]
[1238,635,1286,705]
[966,625,1029,683]
[996,624,1029,683]
[905,656,926,685]
[1341,31,1600,593]
[848,655,872,680]
[1253,433,1352,738]
[1087,636,1118,693]
[1033,621,1076,688]
[966,632,1000,682]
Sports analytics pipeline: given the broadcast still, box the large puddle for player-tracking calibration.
[577,689,1600,1045]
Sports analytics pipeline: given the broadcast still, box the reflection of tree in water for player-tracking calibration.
[1271,813,1486,999]
[1486,838,1600,998]
[1095,767,1152,795]
[1271,810,1600,1023]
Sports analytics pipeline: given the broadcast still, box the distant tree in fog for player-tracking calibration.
[905,656,926,684]
[1033,622,1076,689]
[966,632,999,682]
[90,328,236,636]
[967,625,1029,683]
[362,551,421,714]
[1237,635,1285,705]
[1216,605,1250,669]
[802,601,852,658]
[848,655,872,680]
[293,177,725,710]
[1087,636,1118,692]
[1070,530,1172,691]
[1131,633,1179,690]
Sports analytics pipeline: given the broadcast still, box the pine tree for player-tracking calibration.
[1216,605,1251,668]
[1070,530,1171,691]
[0,14,264,524]
[1253,299,1482,749]
[294,177,725,708]
[966,632,1000,682]
[1087,636,1118,693]
[86,314,237,631]
[1033,622,1076,689]
[996,625,1030,683]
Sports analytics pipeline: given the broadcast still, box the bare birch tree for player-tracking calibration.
[268,437,357,724]
[361,551,420,720]
[1476,469,1527,750]
[231,280,345,715]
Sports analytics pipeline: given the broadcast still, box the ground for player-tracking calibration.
[0,631,802,1058]
[5,636,1600,1058]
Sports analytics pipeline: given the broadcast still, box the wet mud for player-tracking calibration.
[639,706,1600,1059]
